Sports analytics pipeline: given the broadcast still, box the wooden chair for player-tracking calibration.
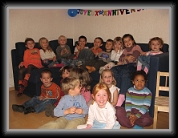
[153,71,169,129]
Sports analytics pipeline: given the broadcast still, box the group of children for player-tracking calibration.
[12,33,165,129]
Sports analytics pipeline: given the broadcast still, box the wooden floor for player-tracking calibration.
[9,89,169,129]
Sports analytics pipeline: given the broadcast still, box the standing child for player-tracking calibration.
[12,69,62,114]
[84,39,114,73]
[56,35,72,66]
[17,38,43,97]
[99,69,119,107]
[90,37,103,57]
[116,70,153,129]
[39,37,63,68]
[45,65,73,117]
[99,36,124,74]
[137,37,164,74]
[38,77,89,129]
[77,83,120,129]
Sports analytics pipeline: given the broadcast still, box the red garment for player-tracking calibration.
[22,48,43,68]
[40,82,62,100]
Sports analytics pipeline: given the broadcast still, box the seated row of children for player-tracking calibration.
[16,33,164,98]
[12,66,153,129]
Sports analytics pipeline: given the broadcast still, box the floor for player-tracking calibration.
[8,90,169,130]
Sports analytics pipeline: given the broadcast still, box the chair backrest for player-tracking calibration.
[155,71,169,97]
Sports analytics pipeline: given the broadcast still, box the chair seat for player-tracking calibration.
[155,96,169,106]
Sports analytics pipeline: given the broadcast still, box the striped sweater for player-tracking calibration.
[125,87,152,118]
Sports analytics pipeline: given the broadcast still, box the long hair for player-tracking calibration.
[39,37,53,52]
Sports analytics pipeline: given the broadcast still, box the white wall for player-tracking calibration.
[8,9,169,87]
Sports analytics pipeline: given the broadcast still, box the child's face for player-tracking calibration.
[101,71,113,87]
[105,41,113,51]
[58,37,66,46]
[123,37,134,48]
[62,69,70,79]
[26,40,35,49]
[40,73,53,87]
[40,39,48,49]
[150,40,162,52]
[114,41,122,50]
[94,38,102,48]
[92,89,108,108]
[132,75,146,90]
[78,38,87,48]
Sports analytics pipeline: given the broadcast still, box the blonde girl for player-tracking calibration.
[99,69,119,106]
[39,37,63,67]
[99,36,124,74]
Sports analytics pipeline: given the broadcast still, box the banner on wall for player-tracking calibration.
[77,9,144,16]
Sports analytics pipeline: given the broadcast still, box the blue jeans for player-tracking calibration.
[92,120,120,129]
[111,63,136,95]
[23,96,57,113]
[62,59,84,67]
[137,55,151,70]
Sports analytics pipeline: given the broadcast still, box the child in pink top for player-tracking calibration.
[137,37,164,74]
[17,38,43,97]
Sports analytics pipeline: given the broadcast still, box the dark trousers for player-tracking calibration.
[18,64,38,80]
[84,59,107,70]
[111,63,136,95]
[116,107,153,128]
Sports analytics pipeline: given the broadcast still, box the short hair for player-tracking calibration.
[78,35,87,42]
[106,39,114,44]
[131,70,147,81]
[92,83,111,103]
[41,68,53,78]
[25,38,35,45]
[94,37,104,45]
[61,77,80,94]
[58,35,67,40]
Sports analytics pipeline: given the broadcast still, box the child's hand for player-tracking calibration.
[75,108,83,114]
[125,55,135,62]
[129,114,138,126]
[141,52,147,56]
[18,62,24,69]
[68,106,77,114]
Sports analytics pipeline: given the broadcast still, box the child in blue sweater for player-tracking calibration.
[38,76,88,129]
[115,70,153,129]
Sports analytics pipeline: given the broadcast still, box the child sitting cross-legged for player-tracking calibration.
[38,76,89,129]
[115,70,153,129]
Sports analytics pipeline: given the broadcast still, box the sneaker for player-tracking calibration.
[24,107,35,114]
[45,104,55,118]
[12,104,24,112]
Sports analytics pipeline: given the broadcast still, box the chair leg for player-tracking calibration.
[153,105,158,129]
